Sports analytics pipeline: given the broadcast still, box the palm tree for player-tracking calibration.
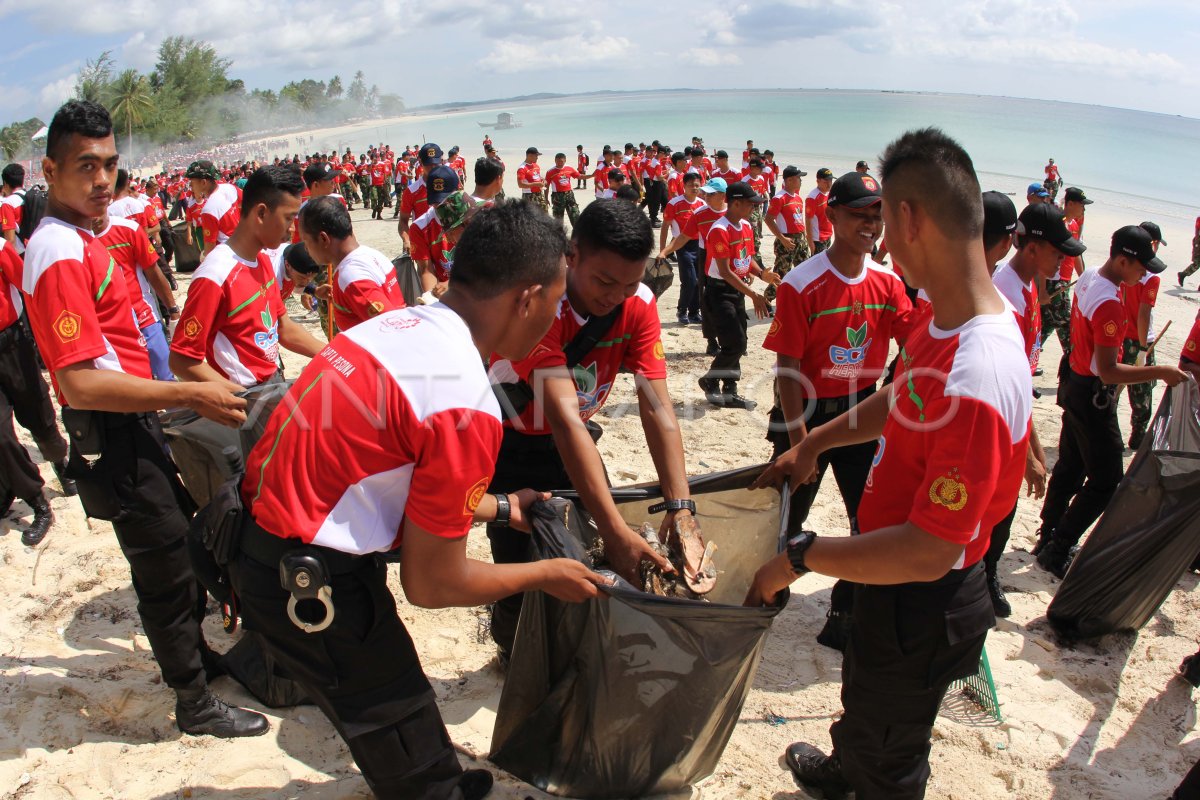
[0,127,23,162]
[106,69,155,158]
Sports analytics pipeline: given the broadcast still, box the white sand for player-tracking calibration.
[2,184,1199,799]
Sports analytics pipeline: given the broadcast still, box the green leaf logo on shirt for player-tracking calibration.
[573,362,598,395]
[261,309,273,330]
[846,322,868,348]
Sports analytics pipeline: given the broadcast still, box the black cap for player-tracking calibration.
[1112,225,1167,274]
[608,168,625,182]
[1063,186,1093,205]
[526,146,542,155]
[715,149,729,159]
[1017,203,1086,256]
[419,143,443,166]
[856,160,869,170]
[303,162,337,186]
[725,181,767,204]
[816,167,834,180]
[1138,220,1166,246]
[782,165,808,179]
[426,166,460,206]
[827,172,881,208]
[982,191,1018,237]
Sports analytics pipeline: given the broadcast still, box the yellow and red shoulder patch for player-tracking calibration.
[182,317,203,339]
[928,468,968,512]
[1103,320,1118,338]
[464,477,489,515]
[54,310,82,343]
[653,341,665,360]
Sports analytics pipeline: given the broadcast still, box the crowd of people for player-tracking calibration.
[2,97,1200,800]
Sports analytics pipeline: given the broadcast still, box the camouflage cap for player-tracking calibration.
[185,160,220,181]
[434,191,472,230]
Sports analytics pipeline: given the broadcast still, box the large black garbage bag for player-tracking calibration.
[393,254,422,307]
[160,380,293,507]
[1048,381,1200,639]
[490,465,787,798]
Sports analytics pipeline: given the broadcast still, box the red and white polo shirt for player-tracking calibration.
[1182,310,1200,365]
[763,252,913,399]
[861,309,1032,569]
[991,260,1042,374]
[681,204,724,253]
[401,175,428,220]
[1068,267,1125,378]
[199,183,242,250]
[517,162,544,195]
[1057,217,1082,281]
[768,189,806,235]
[96,216,161,330]
[0,238,23,330]
[171,242,284,387]
[21,217,152,404]
[663,195,705,239]
[704,216,756,280]
[490,283,666,436]
[1119,272,1160,343]
[546,166,579,194]
[332,244,405,331]
[1,193,24,254]
[805,188,832,243]
[108,195,152,230]
[243,303,503,553]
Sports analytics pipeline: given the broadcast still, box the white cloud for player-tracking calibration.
[478,35,635,74]
[692,51,742,67]
[39,74,76,109]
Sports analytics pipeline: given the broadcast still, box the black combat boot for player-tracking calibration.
[175,688,269,738]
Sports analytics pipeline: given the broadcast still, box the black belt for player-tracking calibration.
[240,515,368,575]
[809,389,876,418]
[1063,368,1104,389]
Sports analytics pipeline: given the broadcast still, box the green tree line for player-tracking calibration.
[0,37,404,160]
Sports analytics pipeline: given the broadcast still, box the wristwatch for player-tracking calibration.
[648,498,697,515]
[168,305,181,315]
[786,530,817,576]
[493,493,511,526]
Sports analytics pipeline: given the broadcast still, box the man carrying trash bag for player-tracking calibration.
[746,129,1033,800]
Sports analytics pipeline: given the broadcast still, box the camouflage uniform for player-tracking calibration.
[1041,279,1072,355]
[370,184,387,214]
[1121,338,1155,448]
[749,205,765,271]
[1181,231,1200,283]
[766,233,811,301]
[550,191,580,227]
[526,191,550,214]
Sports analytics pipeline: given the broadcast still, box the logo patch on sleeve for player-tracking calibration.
[653,341,665,360]
[464,477,489,515]
[183,317,203,339]
[928,468,968,512]
[1103,320,1118,338]
[54,310,82,343]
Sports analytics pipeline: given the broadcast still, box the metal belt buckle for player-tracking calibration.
[280,550,334,634]
[1092,386,1114,410]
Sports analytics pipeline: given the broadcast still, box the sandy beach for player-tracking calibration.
[2,173,1199,799]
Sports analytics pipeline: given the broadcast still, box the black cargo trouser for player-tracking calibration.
[230,522,468,799]
[486,428,573,658]
[832,565,993,799]
[1040,365,1123,553]
[64,411,207,691]
[702,277,749,391]
[0,321,66,506]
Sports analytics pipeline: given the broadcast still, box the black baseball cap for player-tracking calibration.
[782,165,808,179]
[526,146,542,155]
[816,167,834,180]
[1112,225,1167,273]
[982,191,1018,237]
[1063,186,1093,205]
[426,165,460,206]
[419,143,443,166]
[1138,221,1166,246]
[725,181,767,204]
[856,160,870,170]
[1017,203,1086,256]
[715,149,729,159]
[827,172,881,208]
[608,168,626,182]
[303,162,337,186]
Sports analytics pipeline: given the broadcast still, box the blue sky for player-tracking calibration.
[1,0,1197,127]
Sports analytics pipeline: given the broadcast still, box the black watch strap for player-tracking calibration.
[493,493,511,526]
[648,498,697,515]
[786,530,817,575]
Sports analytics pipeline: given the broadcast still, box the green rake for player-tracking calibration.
[949,646,1003,723]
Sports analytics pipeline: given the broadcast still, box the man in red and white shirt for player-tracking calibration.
[1036,225,1188,577]
[698,181,780,409]
[575,144,590,189]
[302,195,405,330]
[660,172,706,325]
[232,199,603,798]
[748,129,1034,799]
[94,213,178,380]
[399,143,441,252]
[517,146,548,212]
[171,166,324,389]
[1181,309,1200,381]
[712,150,741,184]
[545,153,581,227]
[407,165,462,298]
[1040,186,1092,353]
[763,165,811,289]
[367,154,389,219]
[1117,221,1166,450]
[23,100,261,738]
[185,160,240,259]
[762,170,912,649]
[486,198,697,660]
[806,168,834,255]
[1,164,27,254]
[661,177,729,355]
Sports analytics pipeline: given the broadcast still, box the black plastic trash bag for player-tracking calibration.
[160,380,292,507]
[490,465,787,798]
[1048,381,1200,639]
[642,257,674,299]
[393,254,422,306]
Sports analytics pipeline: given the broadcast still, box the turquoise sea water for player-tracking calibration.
[336,89,1198,228]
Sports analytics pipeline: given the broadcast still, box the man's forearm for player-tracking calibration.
[144,264,177,308]
[806,387,891,454]
[169,352,242,391]
[280,317,324,357]
[57,364,190,413]
[805,522,965,584]
[776,358,811,448]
